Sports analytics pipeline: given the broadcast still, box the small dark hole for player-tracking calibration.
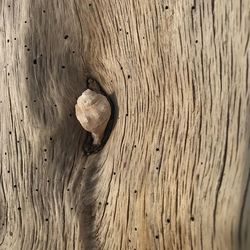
[128,75,131,79]
[25,106,28,108]
[7,73,10,76]
[143,36,145,39]
[9,131,12,135]
[156,167,159,170]
[126,31,129,35]
[64,35,69,39]
[33,59,37,64]
[134,145,136,148]
[7,170,10,173]
[7,39,10,43]
[192,6,195,10]
[13,185,17,188]
[35,167,38,170]
[195,40,198,43]
[61,66,65,69]
[120,66,123,70]
[14,38,16,40]
[49,137,52,141]
[89,3,92,6]
[134,227,137,231]
[191,216,195,221]
[33,100,36,103]
[20,119,23,122]
[47,180,50,183]
[4,152,7,155]
[24,45,27,47]
[67,188,70,191]
[128,239,131,243]
[69,113,72,117]
[45,218,49,221]
[36,189,38,192]
[26,77,28,80]
[44,149,47,152]
[54,104,57,107]
[126,113,128,116]
[99,202,102,205]
[44,159,47,162]
[167,218,170,223]
[106,202,109,205]
[17,140,20,143]
[134,190,137,193]
[156,148,160,151]
[165,6,169,9]
[155,235,159,239]
[17,207,21,210]
[27,48,30,51]
[71,207,73,210]
[24,21,27,23]
[113,172,116,175]
[43,10,46,13]
[8,5,10,8]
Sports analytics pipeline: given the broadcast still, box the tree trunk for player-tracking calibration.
[0,0,249,249]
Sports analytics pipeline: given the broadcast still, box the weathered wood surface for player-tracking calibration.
[0,0,249,249]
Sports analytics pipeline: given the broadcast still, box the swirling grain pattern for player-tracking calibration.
[0,0,249,249]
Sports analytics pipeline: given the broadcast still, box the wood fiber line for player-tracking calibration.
[0,0,250,250]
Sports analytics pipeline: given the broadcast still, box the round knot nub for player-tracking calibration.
[75,89,111,145]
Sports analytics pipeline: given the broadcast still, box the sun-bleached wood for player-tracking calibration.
[0,0,249,249]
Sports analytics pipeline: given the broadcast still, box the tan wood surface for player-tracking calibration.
[0,0,250,249]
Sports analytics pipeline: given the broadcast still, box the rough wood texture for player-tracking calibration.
[0,0,249,249]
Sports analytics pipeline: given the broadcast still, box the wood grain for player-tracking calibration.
[0,0,249,249]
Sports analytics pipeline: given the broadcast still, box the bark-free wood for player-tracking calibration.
[0,0,249,249]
